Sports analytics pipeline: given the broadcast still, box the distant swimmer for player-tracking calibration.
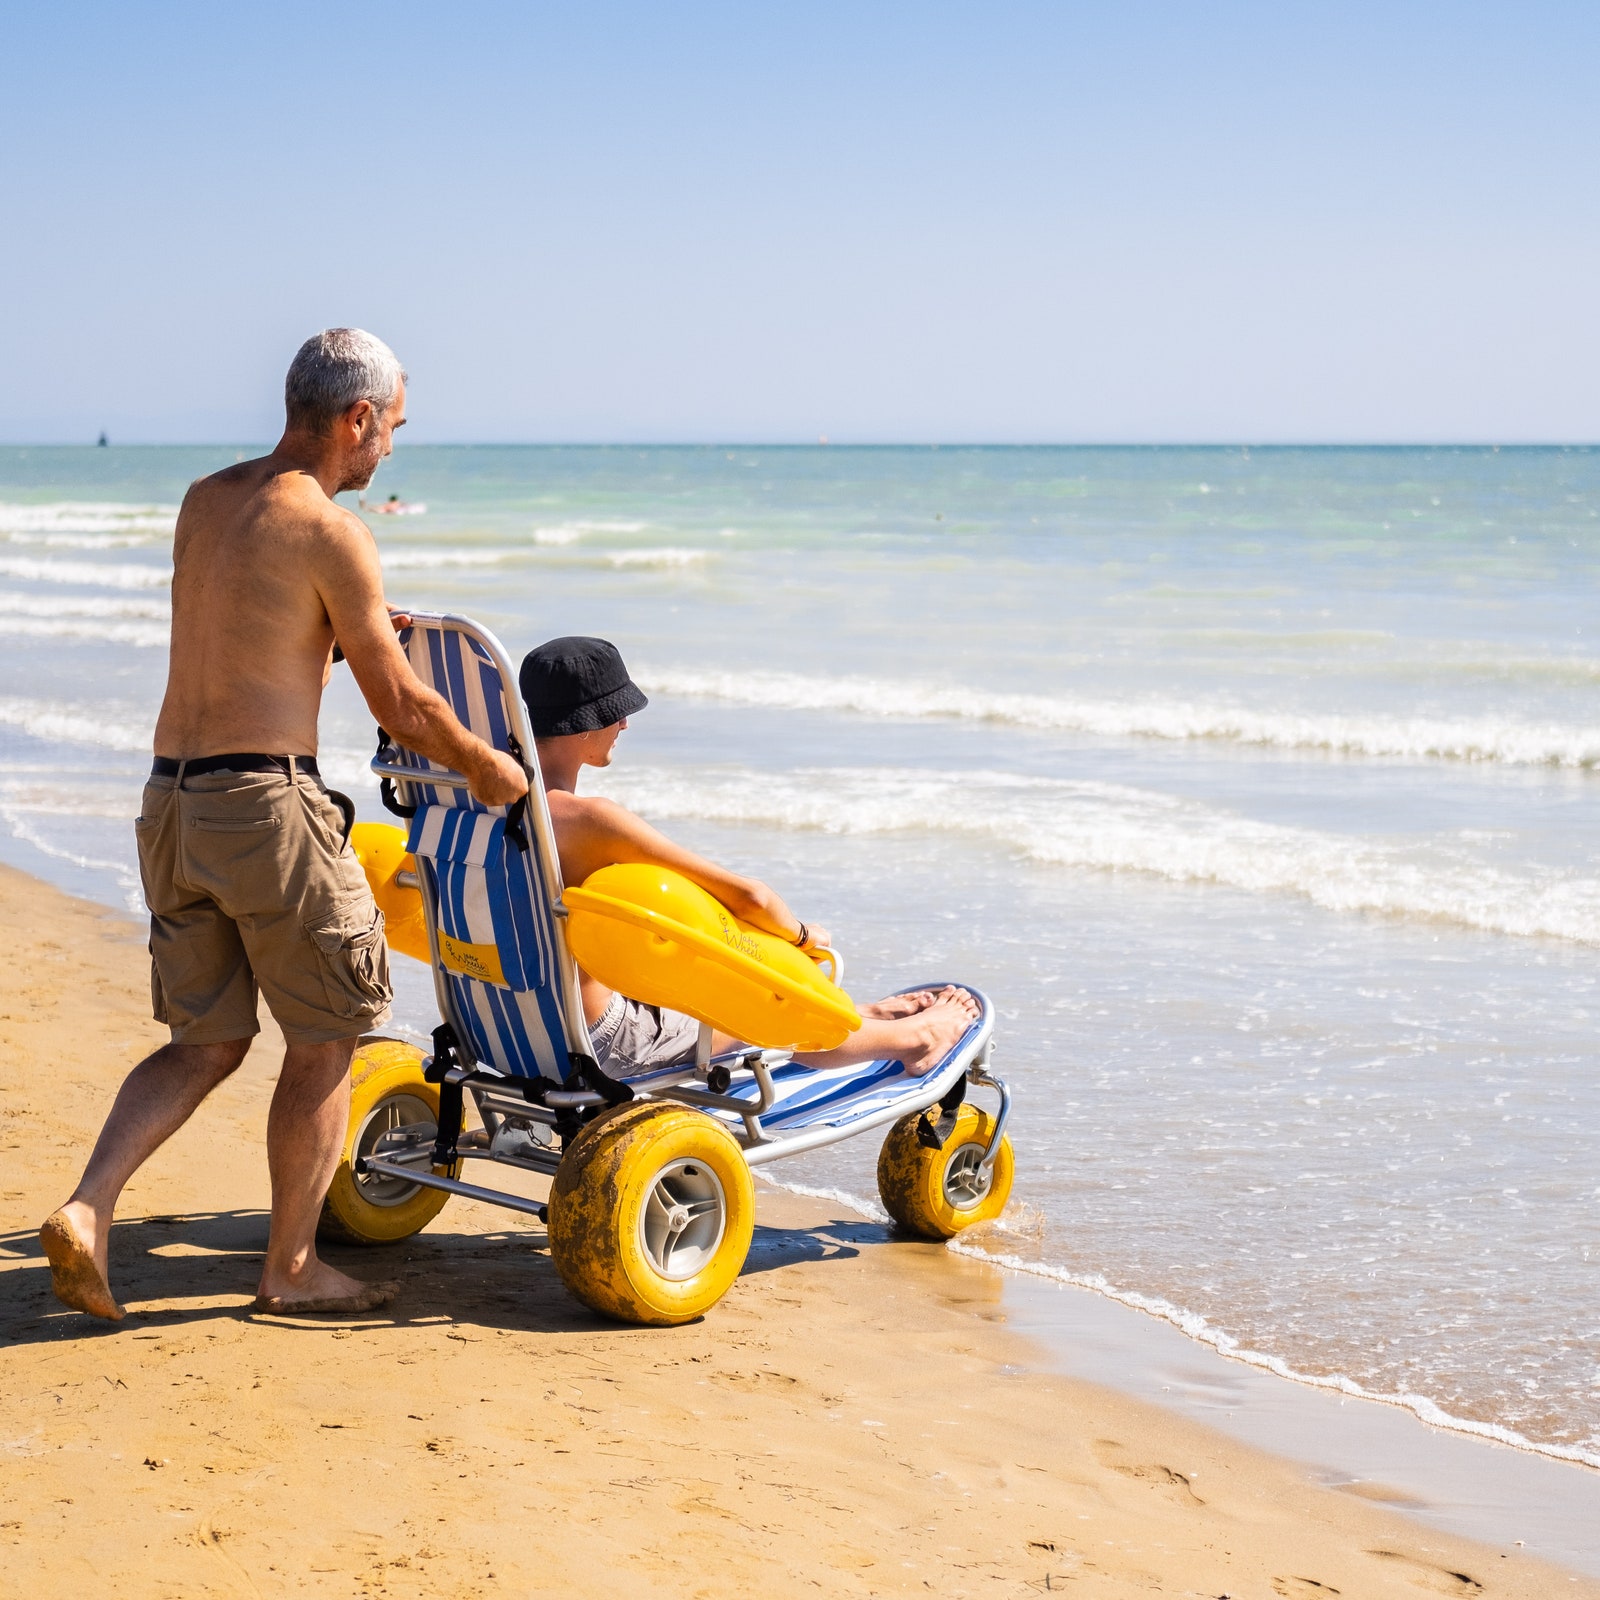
[358,491,427,516]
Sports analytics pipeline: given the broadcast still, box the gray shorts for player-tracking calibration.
[588,993,699,1074]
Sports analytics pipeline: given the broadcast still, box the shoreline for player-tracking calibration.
[763,1176,1600,1575]
[2,858,1595,1596]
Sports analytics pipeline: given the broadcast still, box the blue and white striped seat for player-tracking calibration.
[383,618,579,1083]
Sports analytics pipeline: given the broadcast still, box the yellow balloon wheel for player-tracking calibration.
[319,1037,457,1245]
[876,1103,1014,1240]
[547,1103,754,1326]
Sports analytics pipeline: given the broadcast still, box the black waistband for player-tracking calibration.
[151,754,320,779]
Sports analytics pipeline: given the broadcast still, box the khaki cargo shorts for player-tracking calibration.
[135,764,393,1045]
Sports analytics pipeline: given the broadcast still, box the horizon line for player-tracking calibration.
[2,439,1598,452]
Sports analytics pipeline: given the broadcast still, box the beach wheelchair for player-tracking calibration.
[321,611,1014,1325]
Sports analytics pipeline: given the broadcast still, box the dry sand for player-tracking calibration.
[2,860,1592,1598]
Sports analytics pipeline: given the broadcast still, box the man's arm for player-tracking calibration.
[312,512,527,806]
[558,795,828,949]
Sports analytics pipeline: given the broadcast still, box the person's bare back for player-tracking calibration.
[157,463,371,759]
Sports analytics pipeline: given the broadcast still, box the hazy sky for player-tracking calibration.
[3,3,1596,443]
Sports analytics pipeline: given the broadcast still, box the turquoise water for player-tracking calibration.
[2,444,1597,1464]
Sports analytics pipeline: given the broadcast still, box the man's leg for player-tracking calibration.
[41,1036,252,1320]
[254,1037,397,1313]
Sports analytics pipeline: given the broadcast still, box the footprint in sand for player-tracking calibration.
[1367,1550,1483,1594]
[1090,1438,1204,1505]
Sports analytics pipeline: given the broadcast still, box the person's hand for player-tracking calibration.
[470,749,529,807]
[386,605,412,633]
[801,923,831,951]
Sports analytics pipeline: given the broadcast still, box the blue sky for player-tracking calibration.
[2,3,1596,442]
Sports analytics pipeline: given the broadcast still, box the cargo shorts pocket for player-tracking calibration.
[305,902,391,1019]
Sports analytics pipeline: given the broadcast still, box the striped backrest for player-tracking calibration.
[384,618,575,1082]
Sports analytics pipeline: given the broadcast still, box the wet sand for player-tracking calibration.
[2,861,1593,1598]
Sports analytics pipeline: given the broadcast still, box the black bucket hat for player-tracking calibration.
[518,636,648,738]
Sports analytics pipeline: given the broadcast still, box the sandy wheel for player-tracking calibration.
[547,1103,754,1326]
[319,1038,456,1245]
[877,1102,1014,1240]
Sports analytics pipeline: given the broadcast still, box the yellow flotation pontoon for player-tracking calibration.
[564,864,861,1052]
[351,827,861,1051]
[350,822,431,964]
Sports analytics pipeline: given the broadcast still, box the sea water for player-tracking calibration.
[1,444,1596,1466]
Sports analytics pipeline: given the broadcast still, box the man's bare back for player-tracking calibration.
[157,461,378,759]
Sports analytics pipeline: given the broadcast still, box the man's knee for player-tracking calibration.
[157,1036,252,1082]
[279,1035,360,1083]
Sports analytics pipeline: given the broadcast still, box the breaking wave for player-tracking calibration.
[595,762,1600,945]
[533,519,648,544]
[378,547,508,570]
[0,696,154,753]
[0,555,171,590]
[0,501,178,546]
[602,547,709,569]
[635,665,1600,769]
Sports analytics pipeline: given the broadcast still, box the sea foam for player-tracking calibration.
[0,696,154,753]
[0,501,178,545]
[378,547,507,569]
[634,665,1600,769]
[596,762,1600,946]
[0,555,172,590]
[602,547,709,569]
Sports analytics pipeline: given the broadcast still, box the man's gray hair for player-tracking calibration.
[284,328,407,433]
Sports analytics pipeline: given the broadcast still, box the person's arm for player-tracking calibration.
[313,513,527,807]
[564,796,829,949]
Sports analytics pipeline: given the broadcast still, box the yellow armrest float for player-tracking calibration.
[565,864,861,1052]
[351,823,861,1052]
[350,822,432,965]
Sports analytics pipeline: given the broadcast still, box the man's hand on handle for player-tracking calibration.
[468,747,530,808]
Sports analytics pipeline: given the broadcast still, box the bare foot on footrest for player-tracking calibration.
[899,988,982,1076]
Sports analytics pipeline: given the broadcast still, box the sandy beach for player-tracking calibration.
[2,861,1592,1599]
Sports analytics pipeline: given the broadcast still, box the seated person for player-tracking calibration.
[519,636,979,1078]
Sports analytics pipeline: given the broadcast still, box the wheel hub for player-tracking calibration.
[942,1142,992,1211]
[353,1093,437,1207]
[639,1159,728,1281]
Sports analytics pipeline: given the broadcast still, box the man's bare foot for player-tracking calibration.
[252,1259,399,1316]
[897,988,982,1076]
[39,1208,123,1321]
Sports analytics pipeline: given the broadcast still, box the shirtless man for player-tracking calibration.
[40,329,527,1321]
[518,636,979,1077]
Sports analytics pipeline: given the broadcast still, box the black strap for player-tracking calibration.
[571,1051,634,1106]
[327,788,356,844]
[916,1076,968,1150]
[427,1023,465,1169]
[374,727,417,819]
[502,793,529,853]
[502,733,530,852]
